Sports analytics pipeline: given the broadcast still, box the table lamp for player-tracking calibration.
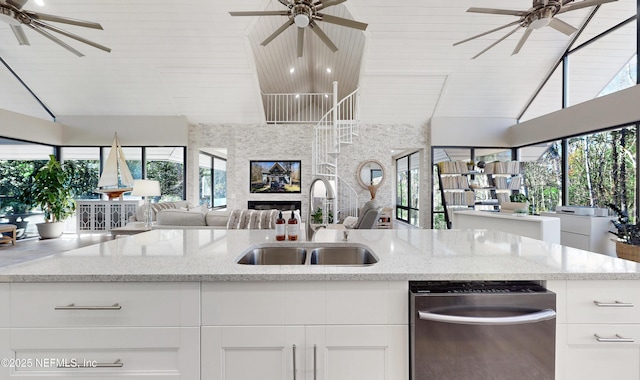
[132,180,161,228]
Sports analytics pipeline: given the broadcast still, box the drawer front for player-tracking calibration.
[561,231,590,251]
[1,327,199,379]
[567,324,640,346]
[560,215,591,235]
[202,281,326,326]
[567,280,640,323]
[10,282,199,327]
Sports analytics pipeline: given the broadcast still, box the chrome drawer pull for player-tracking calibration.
[594,334,634,343]
[593,300,634,308]
[58,359,123,368]
[54,303,122,311]
[292,344,297,380]
[313,344,317,380]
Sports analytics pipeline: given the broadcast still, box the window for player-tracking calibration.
[199,152,227,209]
[146,147,185,202]
[520,142,563,214]
[61,147,101,200]
[567,126,636,221]
[396,151,419,226]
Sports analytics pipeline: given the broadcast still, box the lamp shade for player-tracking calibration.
[131,179,161,197]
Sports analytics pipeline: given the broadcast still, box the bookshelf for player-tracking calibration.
[437,161,525,229]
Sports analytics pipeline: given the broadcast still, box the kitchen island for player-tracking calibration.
[0,228,639,380]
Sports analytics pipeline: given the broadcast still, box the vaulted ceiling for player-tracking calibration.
[0,0,636,127]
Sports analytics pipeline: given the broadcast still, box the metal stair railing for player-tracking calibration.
[312,82,360,224]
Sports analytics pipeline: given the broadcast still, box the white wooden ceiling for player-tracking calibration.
[0,0,636,127]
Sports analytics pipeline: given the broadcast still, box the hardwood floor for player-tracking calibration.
[0,233,113,268]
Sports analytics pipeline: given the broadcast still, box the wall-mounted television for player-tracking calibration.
[250,160,301,193]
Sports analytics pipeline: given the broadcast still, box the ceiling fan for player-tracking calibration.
[0,0,110,57]
[230,0,367,58]
[454,0,618,59]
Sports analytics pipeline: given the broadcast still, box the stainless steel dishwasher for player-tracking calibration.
[410,281,556,380]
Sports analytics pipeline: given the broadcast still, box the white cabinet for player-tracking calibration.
[555,280,640,380]
[0,282,200,379]
[201,325,407,380]
[202,326,304,380]
[540,212,615,256]
[76,200,140,234]
[201,281,408,380]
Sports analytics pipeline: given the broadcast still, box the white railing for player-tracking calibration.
[263,93,332,125]
[312,83,361,224]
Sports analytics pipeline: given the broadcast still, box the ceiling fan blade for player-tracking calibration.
[317,13,368,31]
[548,18,578,35]
[297,27,304,58]
[25,23,84,57]
[10,24,29,45]
[23,11,103,30]
[453,20,520,46]
[309,20,338,52]
[558,0,618,13]
[261,19,294,46]
[467,7,528,17]
[6,0,28,10]
[512,27,533,55]
[315,0,347,11]
[471,26,520,59]
[33,20,111,53]
[229,10,290,17]
[277,0,291,6]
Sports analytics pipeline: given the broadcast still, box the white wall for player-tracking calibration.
[0,108,62,145]
[508,84,640,146]
[431,117,516,146]
[57,115,188,146]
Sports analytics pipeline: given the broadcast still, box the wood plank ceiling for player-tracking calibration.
[0,0,636,127]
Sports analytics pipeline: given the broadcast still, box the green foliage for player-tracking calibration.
[311,207,333,224]
[29,155,76,223]
[64,159,100,199]
[510,193,528,203]
[0,160,45,214]
[608,203,640,246]
[147,160,184,201]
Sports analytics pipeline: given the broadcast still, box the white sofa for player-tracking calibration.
[128,201,300,230]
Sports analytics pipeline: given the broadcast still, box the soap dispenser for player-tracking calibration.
[275,211,286,241]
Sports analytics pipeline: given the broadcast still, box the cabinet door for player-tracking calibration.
[557,324,640,380]
[202,326,305,380]
[306,325,408,380]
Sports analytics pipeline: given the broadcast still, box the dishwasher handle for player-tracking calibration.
[418,308,556,326]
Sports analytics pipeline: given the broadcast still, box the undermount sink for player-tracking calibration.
[310,246,378,266]
[236,247,307,265]
[236,244,378,266]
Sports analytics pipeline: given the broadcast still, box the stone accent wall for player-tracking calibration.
[188,123,431,227]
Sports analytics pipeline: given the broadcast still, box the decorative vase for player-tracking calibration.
[616,241,640,263]
[36,222,65,239]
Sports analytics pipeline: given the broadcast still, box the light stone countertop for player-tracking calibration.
[0,228,639,282]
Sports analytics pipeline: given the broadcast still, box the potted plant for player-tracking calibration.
[500,193,529,214]
[607,203,640,262]
[28,155,76,239]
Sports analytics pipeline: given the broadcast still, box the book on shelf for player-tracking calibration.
[444,190,475,206]
[441,176,469,189]
[437,161,469,174]
[484,161,522,174]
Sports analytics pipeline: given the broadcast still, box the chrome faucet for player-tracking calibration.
[307,177,335,241]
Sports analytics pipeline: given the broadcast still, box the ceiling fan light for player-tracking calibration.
[530,16,551,30]
[294,14,309,28]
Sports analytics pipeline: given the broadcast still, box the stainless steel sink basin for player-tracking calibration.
[237,247,307,265]
[309,246,378,266]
